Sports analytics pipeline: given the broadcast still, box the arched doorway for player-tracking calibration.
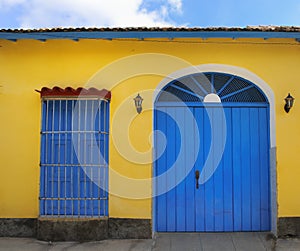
[154,72,271,232]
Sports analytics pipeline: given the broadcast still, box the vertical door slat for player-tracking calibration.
[223,108,233,231]
[204,108,214,231]
[241,108,251,230]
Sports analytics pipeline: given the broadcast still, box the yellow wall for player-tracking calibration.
[0,37,299,218]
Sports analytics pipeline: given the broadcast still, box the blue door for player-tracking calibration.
[154,72,270,232]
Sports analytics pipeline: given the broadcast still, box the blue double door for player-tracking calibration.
[155,104,270,232]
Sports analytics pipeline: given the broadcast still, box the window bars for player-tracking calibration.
[40,98,109,218]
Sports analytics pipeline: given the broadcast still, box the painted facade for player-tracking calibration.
[0,27,300,239]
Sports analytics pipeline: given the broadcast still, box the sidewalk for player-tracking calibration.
[0,233,300,251]
[153,232,300,251]
[0,238,153,251]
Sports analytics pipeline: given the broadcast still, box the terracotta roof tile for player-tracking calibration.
[1,26,300,33]
[36,86,111,100]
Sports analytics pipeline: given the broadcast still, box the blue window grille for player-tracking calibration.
[39,98,109,217]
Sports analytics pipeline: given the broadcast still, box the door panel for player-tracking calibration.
[223,108,233,231]
[155,105,270,232]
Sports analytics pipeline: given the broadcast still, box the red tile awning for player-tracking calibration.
[36,86,111,100]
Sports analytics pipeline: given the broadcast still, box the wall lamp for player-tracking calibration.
[284,93,295,113]
[134,93,143,114]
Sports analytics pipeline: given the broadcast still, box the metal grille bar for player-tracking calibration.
[157,72,267,103]
[39,99,109,218]
[40,197,108,200]
[41,131,109,134]
[40,164,107,167]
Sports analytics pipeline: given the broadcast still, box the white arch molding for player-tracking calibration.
[153,63,276,148]
[153,63,277,234]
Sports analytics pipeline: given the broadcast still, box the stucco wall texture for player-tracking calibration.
[0,37,299,219]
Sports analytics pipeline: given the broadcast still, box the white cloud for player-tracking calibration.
[167,0,182,13]
[0,0,25,9]
[0,0,25,6]
[0,0,183,28]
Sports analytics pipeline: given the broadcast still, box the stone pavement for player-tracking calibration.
[0,238,153,251]
[1,233,300,251]
[153,233,276,251]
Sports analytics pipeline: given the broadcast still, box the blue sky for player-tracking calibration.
[0,0,299,29]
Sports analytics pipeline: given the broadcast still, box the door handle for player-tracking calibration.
[195,170,200,189]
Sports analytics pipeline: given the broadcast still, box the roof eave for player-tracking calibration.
[0,30,300,41]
